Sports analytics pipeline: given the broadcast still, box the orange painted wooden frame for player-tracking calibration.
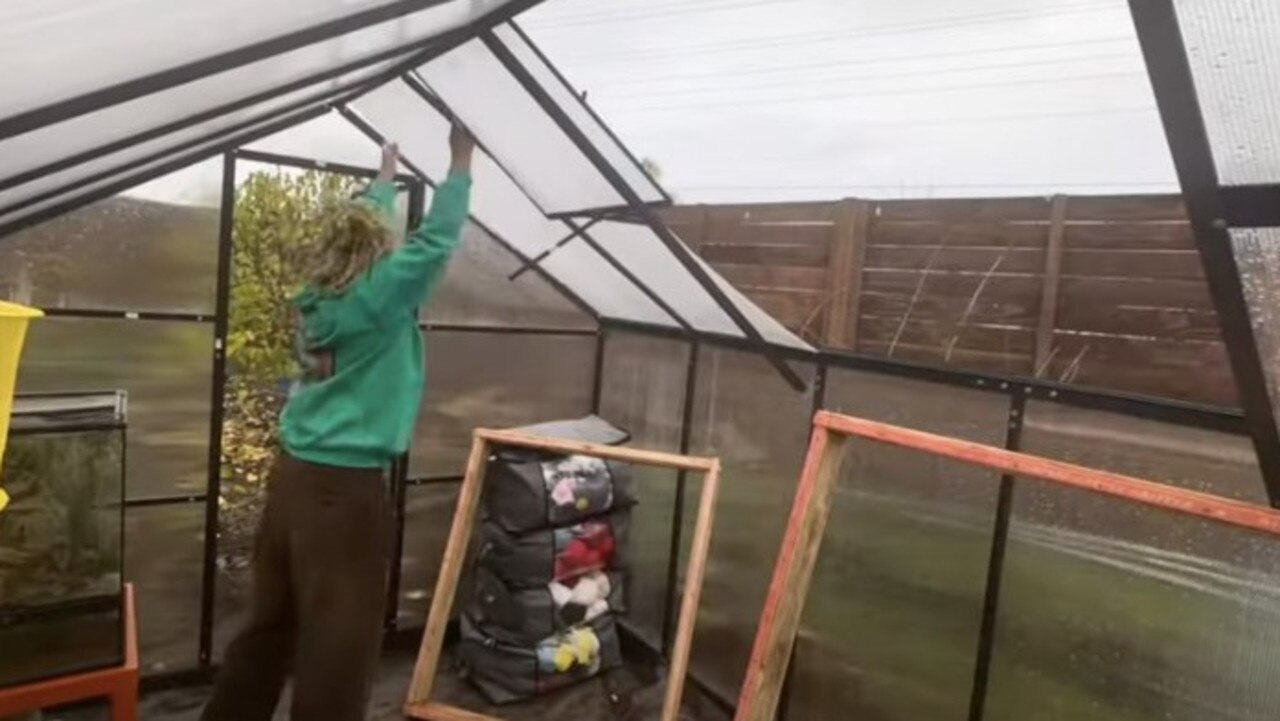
[734,411,1280,721]
[404,428,722,721]
[0,583,139,721]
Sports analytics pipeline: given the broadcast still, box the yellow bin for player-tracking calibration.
[0,301,42,511]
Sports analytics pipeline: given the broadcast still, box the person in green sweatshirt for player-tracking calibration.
[201,126,476,721]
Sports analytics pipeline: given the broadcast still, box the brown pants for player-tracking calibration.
[201,454,391,721]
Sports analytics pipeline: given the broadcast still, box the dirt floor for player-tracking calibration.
[39,645,730,721]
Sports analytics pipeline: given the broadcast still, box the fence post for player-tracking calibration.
[1034,195,1069,374]
[823,199,871,349]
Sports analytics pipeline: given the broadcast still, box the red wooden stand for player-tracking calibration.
[0,583,139,721]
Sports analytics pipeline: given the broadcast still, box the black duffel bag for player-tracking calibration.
[456,612,624,705]
[467,565,627,645]
[483,416,635,534]
[474,511,631,589]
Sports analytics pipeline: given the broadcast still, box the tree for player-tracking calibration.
[219,170,360,555]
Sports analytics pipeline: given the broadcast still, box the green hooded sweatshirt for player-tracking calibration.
[279,172,472,469]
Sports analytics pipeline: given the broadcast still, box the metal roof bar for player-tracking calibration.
[1128,0,1280,505]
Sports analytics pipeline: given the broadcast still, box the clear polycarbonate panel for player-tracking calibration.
[424,225,593,329]
[352,82,677,327]
[0,158,220,314]
[589,221,736,334]
[1232,228,1280,435]
[2,0,513,116]
[17,318,213,500]
[687,241,812,350]
[126,503,204,674]
[492,24,666,205]
[0,1,515,189]
[1174,1,1280,184]
[407,331,596,477]
[597,331,691,643]
[1022,401,1267,504]
[0,56,406,214]
[244,108,386,169]
[398,483,461,626]
[687,349,815,698]
[416,39,626,214]
[0,103,333,232]
[540,239,674,325]
[788,371,1006,720]
[985,478,1280,721]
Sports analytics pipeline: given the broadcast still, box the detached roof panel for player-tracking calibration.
[1174,1,1280,185]
[416,39,627,215]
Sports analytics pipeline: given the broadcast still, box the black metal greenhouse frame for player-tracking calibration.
[2,3,1274,719]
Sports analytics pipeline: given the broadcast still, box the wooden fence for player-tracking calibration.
[663,195,1237,407]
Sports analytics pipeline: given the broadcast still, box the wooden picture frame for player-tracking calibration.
[734,410,1280,721]
[404,428,722,721]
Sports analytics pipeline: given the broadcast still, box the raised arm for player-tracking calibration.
[352,128,476,315]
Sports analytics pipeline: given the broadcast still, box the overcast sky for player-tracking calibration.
[132,0,1179,205]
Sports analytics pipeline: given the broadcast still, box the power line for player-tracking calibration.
[547,2,1125,64]
[590,36,1136,87]
[525,0,789,29]
[612,71,1148,111]
[607,52,1139,101]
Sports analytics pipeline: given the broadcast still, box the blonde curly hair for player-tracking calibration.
[302,197,394,294]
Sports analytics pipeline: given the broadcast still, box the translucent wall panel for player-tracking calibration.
[408,331,596,477]
[3,0,513,115]
[492,24,666,206]
[17,318,213,499]
[986,479,1280,720]
[417,40,626,214]
[398,483,460,627]
[0,159,219,314]
[687,348,815,698]
[1,1,514,192]
[1022,401,1267,504]
[1233,228,1280,439]
[425,225,593,329]
[1175,1,1280,184]
[352,82,676,327]
[126,503,204,674]
[597,331,691,643]
[590,222,737,335]
[787,372,1006,721]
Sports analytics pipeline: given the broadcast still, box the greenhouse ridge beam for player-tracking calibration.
[482,29,807,391]
[1128,0,1280,505]
[0,0,517,142]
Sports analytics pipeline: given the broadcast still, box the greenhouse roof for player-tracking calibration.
[0,0,810,390]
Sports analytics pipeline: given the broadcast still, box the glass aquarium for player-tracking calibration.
[0,391,126,688]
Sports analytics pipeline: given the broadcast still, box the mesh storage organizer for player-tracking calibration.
[460,415,633,704]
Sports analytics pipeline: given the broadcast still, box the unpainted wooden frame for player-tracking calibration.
[734,410,1280,721]
[404,428,722,721]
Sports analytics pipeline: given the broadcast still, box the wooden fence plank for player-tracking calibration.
[865,246,1045,273]
[875,197,1053,222]
[1062,222,1194,249]
[715,263,829,292]
[824,199,870,347]
[1035,195,1069,373]
[699,242,829,267]
[1066,194,1186,221]
[871,221,1051,248]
